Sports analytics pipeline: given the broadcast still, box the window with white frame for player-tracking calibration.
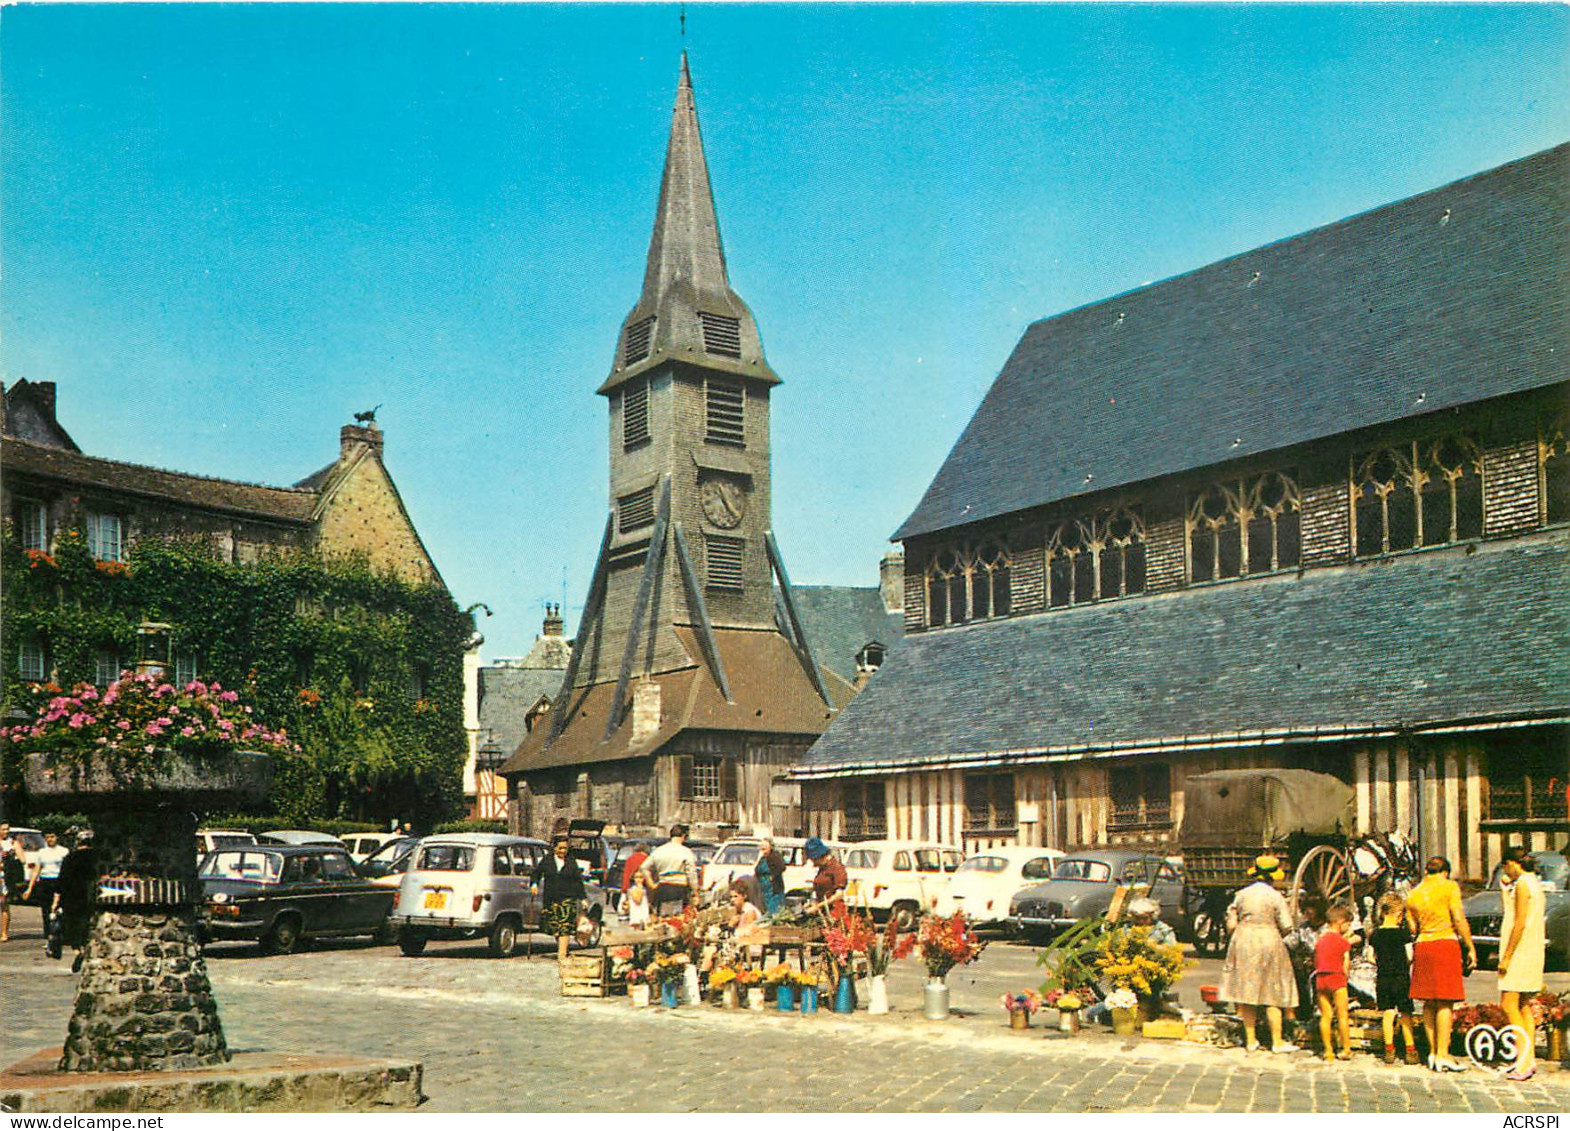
[94,646,120,688]
[17,638,46,681]
[86,512,126,562]
[16,500,48,551]
[175,650,199,687]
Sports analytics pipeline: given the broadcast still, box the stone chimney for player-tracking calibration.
[879,549,905,614]
[340,423,384,461]
[542,604,563,637]
[630,678,662,747]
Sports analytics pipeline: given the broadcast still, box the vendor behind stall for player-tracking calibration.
[803,837,846,913]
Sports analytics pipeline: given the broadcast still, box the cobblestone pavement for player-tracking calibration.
[4,909,1567,1113]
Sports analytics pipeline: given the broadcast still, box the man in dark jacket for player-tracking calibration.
[55,830,97,969]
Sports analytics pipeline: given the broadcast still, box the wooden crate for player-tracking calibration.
[559,952,608,998]
[748,925,822,945]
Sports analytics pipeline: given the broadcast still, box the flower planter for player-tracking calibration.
[923,978,950,1020]
[721,985,740,1010]
[867,974,890,1015]
[1058,1009,1081,1035]
[630,983,651,1008]
[661,981,681,1008]
[801,986,819,1015]
[776,984,797,1011]
[1547,1025,1563,1064]
[747,987,766,1011]
[22,749,271,1073]
[833,975,855,1014]
[1111,1007,1140,1036]
[682,964,701,1005]
[1009,1009,1031,1031]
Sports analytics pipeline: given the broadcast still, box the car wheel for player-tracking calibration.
[891,902,919,932]
[1188,910,1225,958]
[398,931,429,957]
[489,918,518,958]
[374,920,400,946]
[261,914,302,956]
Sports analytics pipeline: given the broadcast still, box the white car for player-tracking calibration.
[259,830,346,848]
[195,829,258,864]
[341,831,406,863]
[701,836,847,902]
[842,840,965,929]
[933,845,1064,926]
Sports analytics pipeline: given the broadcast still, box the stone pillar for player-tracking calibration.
[60,808,229,1072]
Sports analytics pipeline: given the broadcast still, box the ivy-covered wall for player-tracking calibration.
[1,527,473,827]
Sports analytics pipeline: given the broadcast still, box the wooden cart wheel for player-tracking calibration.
[1291,845,1354,918]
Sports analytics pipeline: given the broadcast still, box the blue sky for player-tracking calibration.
[5,3,1568,658]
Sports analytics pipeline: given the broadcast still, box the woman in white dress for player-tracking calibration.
[1496,846,1546,1081]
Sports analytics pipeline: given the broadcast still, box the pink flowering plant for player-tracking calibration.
[2,669,296,774]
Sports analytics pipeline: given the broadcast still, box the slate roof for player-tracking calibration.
[501,627,851,774]
[795,536,1570,776]
[1,437,317,524]
[478,666,567,761]
[785,586,904,683]
[896,143,1570,540]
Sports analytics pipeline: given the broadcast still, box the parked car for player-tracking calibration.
[342,831,406,863]
[842,840,965,929]
[356,836,420,887]
[195,829,258,864]
[933,845,1065,927]
[198,844,396,954]
[387,834,613,958]
[258,829,346,848]
[1464,851,1570,967]
[701,836,848,902]
[1009,848,1185,941]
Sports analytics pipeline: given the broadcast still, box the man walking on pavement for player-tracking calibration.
[26,829,69,957]
[642,825,698,917]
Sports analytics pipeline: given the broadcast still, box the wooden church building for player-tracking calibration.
[499,55,854,839]
[793,144,1570,881]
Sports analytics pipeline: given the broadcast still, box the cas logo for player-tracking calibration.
[1463,1022,1528,1067]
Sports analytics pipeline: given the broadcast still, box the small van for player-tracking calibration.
[842,839,965,929]
[389,834,548,958]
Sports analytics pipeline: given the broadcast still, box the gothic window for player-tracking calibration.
[410,662,430,702]
[704,535,744,591]
[622,379,650,449]
[1353,437,1481,558]
[86,511,125,562]
[924,541,1012,627]
[349,655,372,694]
[618,486,655,532]
[843,779,887,840]
[15,499,47,551]
[1540,421,1570,527]
[705,378,745,446]
[94,646,120,688]
[1046,508,1147,607]
[964,772,1016,835]
[17,637,46,681]
[1108,763,1172,830]
[1188,472,1300,582]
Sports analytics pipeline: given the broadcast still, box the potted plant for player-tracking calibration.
[865,915,914,1015]
[1002,990,1043,1031]
[1106,987,1140,1036]
[1528,991,1568,1062]
[766,963,799,1011]
[1091,924,1188,1021]
[915,910,987,1020]
[736,966,765,1010]
[650,954,688,1008]
[625,967,653,1008]
[799,965,825,1015]
[1050,989,1085,1034]
[821,903,875,1014]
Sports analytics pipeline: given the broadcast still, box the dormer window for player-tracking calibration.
[856,642,887,673]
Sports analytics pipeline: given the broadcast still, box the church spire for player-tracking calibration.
[601,52,777,394]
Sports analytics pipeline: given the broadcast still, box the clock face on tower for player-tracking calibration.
[700,477,746,529]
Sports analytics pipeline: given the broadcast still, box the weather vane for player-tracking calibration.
[680,3,685,39]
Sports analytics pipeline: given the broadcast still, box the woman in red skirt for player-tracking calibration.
[1404,856,1477,1072]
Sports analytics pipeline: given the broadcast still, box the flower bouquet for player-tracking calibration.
[736,966,765,1010]
[916,910,987,981]
[1091,924,1186,1021]
[709,965,740,1008]
[1001,989,1043,1030]
[1105,986,1141,1036]
[1048,988,1087,1034]
[624,966,653,1008]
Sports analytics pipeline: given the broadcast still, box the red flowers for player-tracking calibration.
[24,549,56,570]
[917,910,987,979]
[93,559,129,577]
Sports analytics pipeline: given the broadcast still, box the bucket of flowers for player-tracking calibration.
[650,953,689,1008]
[821,903,877,1013]
[709,965,740,1009]
[916,911,987,1020]
[1001,990,1043,1031]
[736,966,765,1011]
[765,963,801,1011]
[1091,924,1187,1021]
[1528,991,1569,1062]
[1105,987,1140,1036]
[624,966,653,1008]
[866,916,914,1015]
[1045,988,1087,1034]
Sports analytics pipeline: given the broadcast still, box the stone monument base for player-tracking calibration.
[0,1049,423,1113]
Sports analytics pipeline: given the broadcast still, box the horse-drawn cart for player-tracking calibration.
[1178,768,1415,955]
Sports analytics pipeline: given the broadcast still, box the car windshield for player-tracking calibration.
[845,849,881,869]
[1021,856,1058,880]
[956,856,1008,874]
[1053,859,1112,883]
[715,843,759,866]
[201,850,283,882]
[417,844,476,872]
[1485,859,1570,891]
[211,834,255,849]
[365,839,409,864]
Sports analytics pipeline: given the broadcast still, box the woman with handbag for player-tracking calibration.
[1405,856,1478,1072]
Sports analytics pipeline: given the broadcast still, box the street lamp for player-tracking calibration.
[136,621,172,677]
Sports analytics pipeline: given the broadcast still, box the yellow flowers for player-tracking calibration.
[1092,926,1187,995]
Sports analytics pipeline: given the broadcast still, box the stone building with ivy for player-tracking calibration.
[0,381,473,826]
[793,144,1570,882]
